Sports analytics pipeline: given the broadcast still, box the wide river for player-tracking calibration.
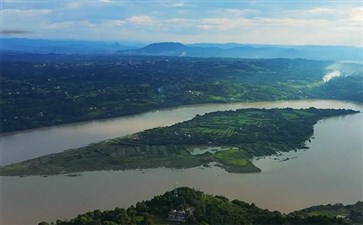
[1,100,362,225]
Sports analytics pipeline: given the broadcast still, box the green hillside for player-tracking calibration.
[39,187,360,225]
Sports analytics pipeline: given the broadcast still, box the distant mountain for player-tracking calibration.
[0,38,144,54]
[121,42,189,56]
[2,39,361,60]
[143,42,186,52]
[120,42,363,61]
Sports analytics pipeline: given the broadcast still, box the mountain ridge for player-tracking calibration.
[2,38,362,60]
[119,41,362,60]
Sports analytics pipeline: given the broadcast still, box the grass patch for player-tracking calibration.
[214,148,260,173]
[215,148,248,167]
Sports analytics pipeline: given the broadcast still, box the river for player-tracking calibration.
[0,100,362,224]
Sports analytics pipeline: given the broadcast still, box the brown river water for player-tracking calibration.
[1,100,362,224]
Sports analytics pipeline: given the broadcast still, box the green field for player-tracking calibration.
[1,54,362,133]
[0,108,358,176]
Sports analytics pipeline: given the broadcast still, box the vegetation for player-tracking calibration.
[291,202,363,224]
[0,108,357,176]
[1,54,362,133]
[38,187,359,225]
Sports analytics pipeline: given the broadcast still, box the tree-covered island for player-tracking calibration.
[0,108,358,176]
[39,187,362,225]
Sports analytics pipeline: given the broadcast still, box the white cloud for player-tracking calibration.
[104,19,126,27]
[43,20,97,30]
[196,10,334,32]
[165,18,191,25]
[67,2,81,9]
[197,17,330,31]
[215,8,259,17]
[127,16,154,26]
[351,7,363,21]
[198,18,251,30]
[282,7,339,20]
[45,21,74,29]
[304,7,336,15]
[79,20,95,28]
[1,9,52,17]
[253,17,329,27]
[168,2,185,7]
[160,2,186,8]
[2,1,361,46]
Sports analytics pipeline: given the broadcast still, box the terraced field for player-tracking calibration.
[0,108,358,176]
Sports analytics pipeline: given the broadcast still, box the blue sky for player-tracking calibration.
[1,0,362,46]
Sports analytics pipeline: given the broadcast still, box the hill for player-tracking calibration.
[120,42,363,61]
[292,202,363,224]
[2,38,362,60]
[0,38,142,54]
[38,187,360,225]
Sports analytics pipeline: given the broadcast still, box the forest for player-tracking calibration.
[0,108,357,176]
[1,53,362,133]
[38,187,362,225]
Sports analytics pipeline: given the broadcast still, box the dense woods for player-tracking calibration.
[39,187,360,225]
[1,54,362,133]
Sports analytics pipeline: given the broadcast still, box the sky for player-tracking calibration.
[1,0,362,46]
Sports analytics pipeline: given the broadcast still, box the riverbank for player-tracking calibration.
[2,99,362,167]
[3,55,362,133]
[0,108,357,176]
[1,101,361,225]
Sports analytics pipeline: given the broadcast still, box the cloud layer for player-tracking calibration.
[1,0,362,46]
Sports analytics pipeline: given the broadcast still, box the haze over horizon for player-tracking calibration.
[1,0,362,47]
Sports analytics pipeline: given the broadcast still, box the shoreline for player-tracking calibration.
[2,98,362,136]
[1,108,357,176]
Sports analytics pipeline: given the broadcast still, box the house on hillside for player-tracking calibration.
[168,209,186,222]
[167,207,194,222]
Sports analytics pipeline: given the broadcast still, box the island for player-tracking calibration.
[38,187,362,225]
[0,108,358,176]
